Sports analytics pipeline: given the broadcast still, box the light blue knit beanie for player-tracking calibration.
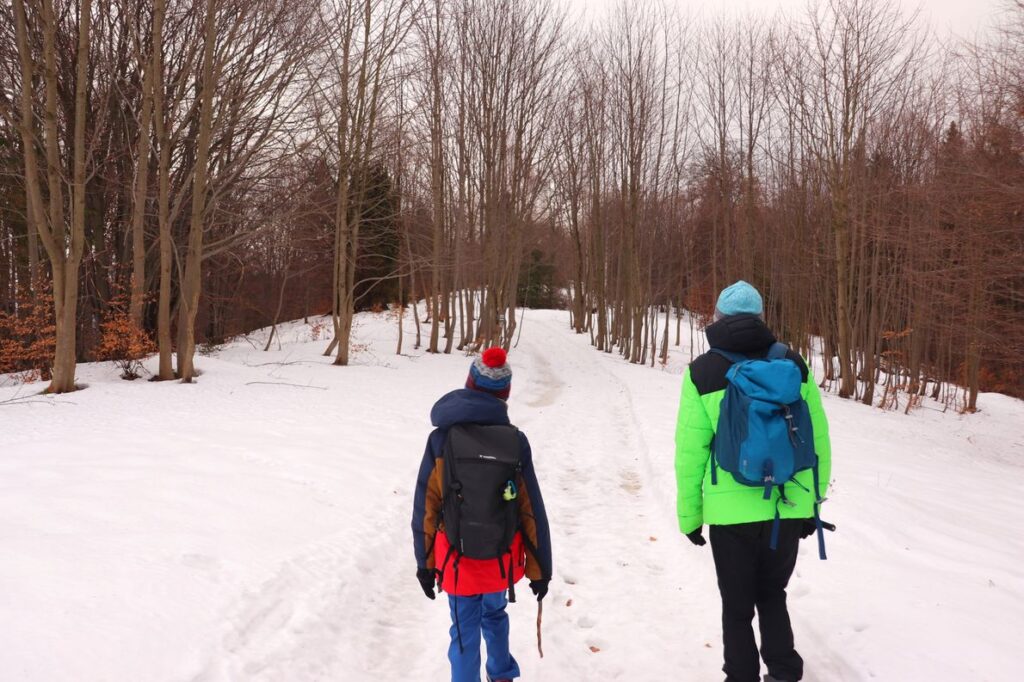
[715,280,763,319]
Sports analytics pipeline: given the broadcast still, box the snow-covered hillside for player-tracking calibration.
[1,309,1022,681]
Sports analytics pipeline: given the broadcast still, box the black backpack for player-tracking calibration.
[440,423,523,598]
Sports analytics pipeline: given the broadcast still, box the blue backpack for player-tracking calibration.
[711,342,828,559]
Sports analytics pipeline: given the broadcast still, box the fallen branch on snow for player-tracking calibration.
[244,381,328,390]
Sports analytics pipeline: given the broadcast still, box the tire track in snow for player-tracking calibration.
[513,314,714,680]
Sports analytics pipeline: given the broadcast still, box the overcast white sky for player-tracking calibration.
[563,0,1008,40]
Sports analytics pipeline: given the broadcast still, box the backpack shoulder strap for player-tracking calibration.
[440,428,460,492]
[766,342,790,360]
[710,348,747,364]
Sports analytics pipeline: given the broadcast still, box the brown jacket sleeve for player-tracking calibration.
[517,472,544,581]
[422,460,444,570]
[517,431,552,580]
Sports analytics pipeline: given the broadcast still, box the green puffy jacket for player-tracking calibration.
[674,316,832,534]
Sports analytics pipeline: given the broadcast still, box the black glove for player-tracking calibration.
[529,579,549,602]
[800,520,817,539]
[416,568,436,600]
[686,529,707,546]
[801,519,836,538]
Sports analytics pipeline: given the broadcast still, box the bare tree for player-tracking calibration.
[11,0,93,393]
[319,0,416,366]
[796,0,923,397]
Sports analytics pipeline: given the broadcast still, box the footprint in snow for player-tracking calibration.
[619,469,642,495]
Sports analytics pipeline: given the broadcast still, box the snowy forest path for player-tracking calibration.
[188,312,719,681]
[506,314,719,680]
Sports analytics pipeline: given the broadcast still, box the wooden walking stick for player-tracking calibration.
[536,600,544,658]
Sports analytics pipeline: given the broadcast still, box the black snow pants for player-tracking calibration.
[709,519,805,682]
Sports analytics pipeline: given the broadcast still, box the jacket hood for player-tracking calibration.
[706,313,777,353]
[430,388,510,429]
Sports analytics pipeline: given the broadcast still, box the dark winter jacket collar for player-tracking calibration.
[706,314,777,354]
[430,388,510,430]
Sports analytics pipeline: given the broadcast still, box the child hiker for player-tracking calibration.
[411,347,553,682]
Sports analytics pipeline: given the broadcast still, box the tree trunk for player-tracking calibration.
[153,0,174,380]
[832,190,856,398]
[427,3,444,354]
[177,0,218,383]
[12,0,45,294]
[130,41,155,327]
[12,0,90,393]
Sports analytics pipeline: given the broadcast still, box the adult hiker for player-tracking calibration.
[675,281,833,682]
[411,347,553,682]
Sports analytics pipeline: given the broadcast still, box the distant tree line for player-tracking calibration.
[0,0,1020,410]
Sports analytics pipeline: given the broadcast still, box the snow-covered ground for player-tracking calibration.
[1,308,1022,681]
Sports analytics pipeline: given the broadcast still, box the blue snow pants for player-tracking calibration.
[447,591,521,682]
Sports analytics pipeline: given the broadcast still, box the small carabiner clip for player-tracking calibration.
[502,479,518,501]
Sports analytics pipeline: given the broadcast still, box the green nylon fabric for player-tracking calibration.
[674,364,832,534]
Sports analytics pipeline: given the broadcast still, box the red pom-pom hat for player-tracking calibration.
[466,346,512,399]
[481,347,507,368]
